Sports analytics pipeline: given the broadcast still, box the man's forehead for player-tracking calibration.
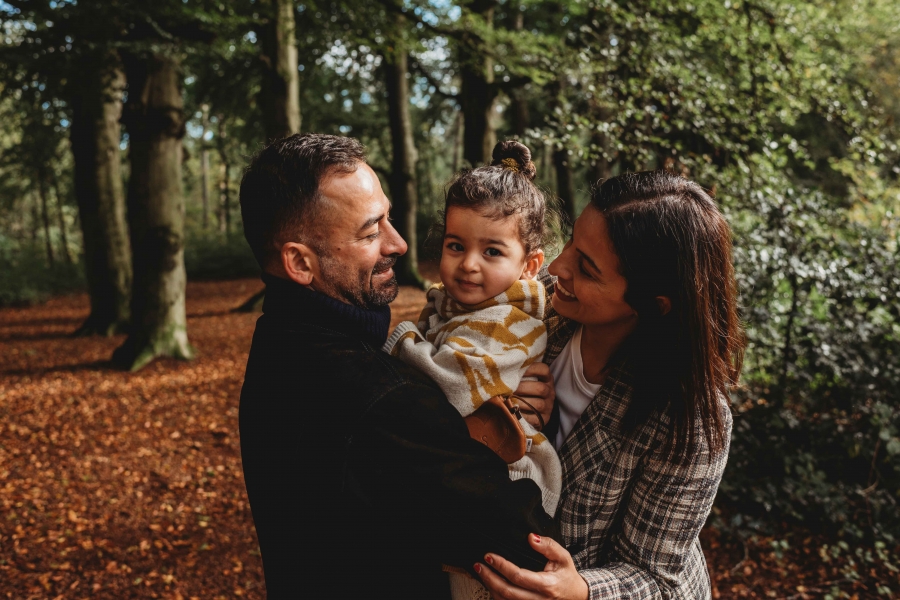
[318,164,388,223]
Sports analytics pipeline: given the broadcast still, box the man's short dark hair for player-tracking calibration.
[240,133,366,268]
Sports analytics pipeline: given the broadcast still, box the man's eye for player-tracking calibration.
[446,242,464,252]
[485,248,502,257]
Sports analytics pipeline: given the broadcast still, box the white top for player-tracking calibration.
[549,326,602,451]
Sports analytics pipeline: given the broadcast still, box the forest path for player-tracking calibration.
[0,279,851,599]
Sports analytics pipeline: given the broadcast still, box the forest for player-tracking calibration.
[1,0,899,597]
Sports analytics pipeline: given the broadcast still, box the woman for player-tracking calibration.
[475,170,744,599]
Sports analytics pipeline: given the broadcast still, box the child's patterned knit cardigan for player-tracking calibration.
[383,279,561,515]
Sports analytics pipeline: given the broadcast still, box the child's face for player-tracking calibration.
[440,206,543,305]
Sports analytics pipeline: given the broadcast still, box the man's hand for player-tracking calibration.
[513,363,555,431]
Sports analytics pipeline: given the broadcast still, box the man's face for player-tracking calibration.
[312,164,408,308]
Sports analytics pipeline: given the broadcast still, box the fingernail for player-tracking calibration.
[474,563,482,574]
[533,534,541,543]
[485,555,494,565]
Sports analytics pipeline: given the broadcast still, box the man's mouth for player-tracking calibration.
[372,258,397,278]
[554,281,577,302]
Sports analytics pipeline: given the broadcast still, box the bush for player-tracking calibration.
[0,241,85,306]
[183,229,260,281]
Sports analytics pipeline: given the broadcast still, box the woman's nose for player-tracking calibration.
[548,252,571,279]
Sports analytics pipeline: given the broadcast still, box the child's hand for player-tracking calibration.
[513,363,555,430]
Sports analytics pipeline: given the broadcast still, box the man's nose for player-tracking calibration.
[384,217,408,257]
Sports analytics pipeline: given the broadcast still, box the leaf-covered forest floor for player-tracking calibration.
[2,279,897,599]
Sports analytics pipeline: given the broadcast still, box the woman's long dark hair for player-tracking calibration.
[593,171,744,458]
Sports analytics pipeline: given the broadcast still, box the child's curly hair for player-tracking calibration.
[440,140,559,255]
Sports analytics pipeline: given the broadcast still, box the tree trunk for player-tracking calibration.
[459,0,498,166]
[384,50,426,288]
[508,4,529,138]
[114,53,193,371]
[217,118,231,236]
[259,0,301,141]
[37,169,56,266]
[52,179,73,264]
[70,56,132,336]
[554,148,577,222]
[200,104,210,229]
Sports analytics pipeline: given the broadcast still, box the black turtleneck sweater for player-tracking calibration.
[239,274,558,599]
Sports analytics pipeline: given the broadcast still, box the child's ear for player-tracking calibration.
[521,249,545,280]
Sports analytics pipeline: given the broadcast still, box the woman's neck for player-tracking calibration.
[579,320,636,384]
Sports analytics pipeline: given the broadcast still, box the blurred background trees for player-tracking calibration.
[1,0,899,556]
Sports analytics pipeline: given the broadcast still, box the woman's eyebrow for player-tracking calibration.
[577,249,601,273]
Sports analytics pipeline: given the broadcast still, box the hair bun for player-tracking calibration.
[491,140,537,181]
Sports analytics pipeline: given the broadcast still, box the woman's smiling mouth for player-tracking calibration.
[554,281,577,302]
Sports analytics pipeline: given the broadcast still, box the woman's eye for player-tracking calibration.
[447,242,463,252]
[578,258,591,277]
[485,248,502,257]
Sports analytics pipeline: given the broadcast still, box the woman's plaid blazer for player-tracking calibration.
[541,273,731,599]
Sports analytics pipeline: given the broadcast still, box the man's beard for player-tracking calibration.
[318,253,400,309]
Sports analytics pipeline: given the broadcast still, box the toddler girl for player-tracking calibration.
[383,140,562,600]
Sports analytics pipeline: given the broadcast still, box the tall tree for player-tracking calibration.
[384,39,425,287]
[70,55,133,336]
[459,0,498,166]
[113,52,194,370]
[259,0,301,140]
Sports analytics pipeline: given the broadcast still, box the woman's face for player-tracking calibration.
[548,206,637,330]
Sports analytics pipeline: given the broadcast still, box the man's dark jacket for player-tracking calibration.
[240,275,559,598]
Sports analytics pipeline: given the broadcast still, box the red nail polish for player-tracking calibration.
[474,563,482,574]
[533,534,541,543]
[485,555,494,565]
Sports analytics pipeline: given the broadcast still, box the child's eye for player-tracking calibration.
[446,242,464,252]
[484,248,502,257]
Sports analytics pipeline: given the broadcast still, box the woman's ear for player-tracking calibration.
[521,249,545,280]
[655,295,672,316]
[281,242,319,286]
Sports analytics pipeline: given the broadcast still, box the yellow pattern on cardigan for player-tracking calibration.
[383,279,561,515]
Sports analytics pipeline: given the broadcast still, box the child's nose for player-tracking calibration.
[460,253,479,272]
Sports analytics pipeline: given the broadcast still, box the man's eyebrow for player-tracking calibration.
[358,213,385,234]
[357,202,393,235]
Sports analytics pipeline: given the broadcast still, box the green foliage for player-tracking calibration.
[0,240,84,306]
[183,228,260,281]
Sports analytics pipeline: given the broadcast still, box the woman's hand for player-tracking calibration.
[475,534,589,600]
[513,363,555,430]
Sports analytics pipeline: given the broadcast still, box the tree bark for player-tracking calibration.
[200,104,210,229]
[553,148,577,222]
[70,55,132,335]
[459,0,498,166]
[384,50,426,288]
[259,0,301,141]
[37,169,55,266]
[114,53,194,371]
[51,179,73,264]
[217,118,231,236]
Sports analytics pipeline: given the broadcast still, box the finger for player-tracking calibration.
[475,562,544,600]
[514,380,552,403]
[482,552,551,593]
[523,362,552,383]
[529,533,572,566]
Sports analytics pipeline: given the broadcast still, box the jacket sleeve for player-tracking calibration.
[578,414,731,599]
[343,376,560,572]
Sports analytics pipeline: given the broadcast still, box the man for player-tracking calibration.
[238,134,559,598]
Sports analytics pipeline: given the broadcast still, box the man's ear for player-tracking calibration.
[655,295,672,316]
[280,242,319,286]
[521,249,545,280]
